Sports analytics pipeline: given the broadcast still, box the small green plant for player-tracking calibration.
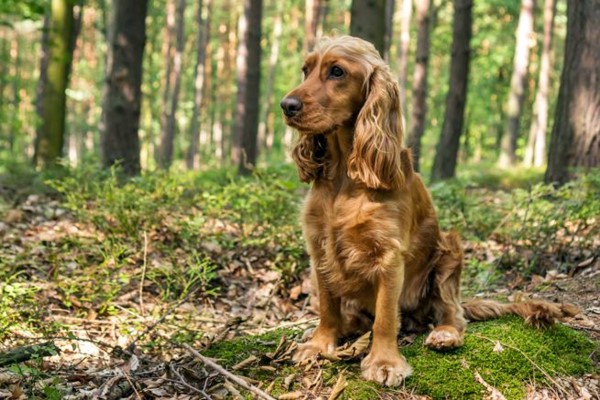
[147,251,219,300]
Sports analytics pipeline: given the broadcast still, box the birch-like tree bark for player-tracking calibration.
[498,0,535,167]
[187,0,211,170]
[158,0,186,169]
[524,0,555,167]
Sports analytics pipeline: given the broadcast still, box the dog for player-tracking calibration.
[280,35,577,386]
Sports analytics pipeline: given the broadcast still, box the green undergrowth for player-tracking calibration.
[204,317,597,399]
[0,162,307,340]
[0,162,598,347]
[431,169,599,278]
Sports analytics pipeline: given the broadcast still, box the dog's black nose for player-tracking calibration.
[280,96,303,117]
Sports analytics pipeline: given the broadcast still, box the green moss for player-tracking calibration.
[403,317,596,399]
[203,318,597,399]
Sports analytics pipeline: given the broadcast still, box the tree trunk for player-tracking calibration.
[10,32,22,153]
[545,0,600,185]
[64,1,84,165]
[430,0,472,181]
[525,0,556,167]
[158,0,186,169]
[34,0,74,168]
[397,0,412,111]
[304,0,322,52]
[0,32,8,144]
[233,0,263,175]
[384,0,395,62]
[406,0,430,172]
[350,0,386,56]
[100,0,148,176]
[259,10,283,156]
[499,0,535,167]
[34,11,50,159]
[157,0,176,167]
[187,0,211,170]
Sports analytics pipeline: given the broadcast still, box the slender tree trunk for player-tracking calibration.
[316,0,328,38]
[221,4,237,163]
[0,32,8,142]
[34,11,50,159]
[499,0,536,167]
[211,17,228,163]
[201,36,213,159]
[187,0,211,170]
[233,0,263,175]
[304,0,321,52]
[34,0,75,168]
[64,1,84,165]
[406,0,430,172]
[158,0,186,169]
[100,0,149,176]
[9,35,21,152]
[525,0,556,167]
[545,0,600,184]
[384,0,395,62]
[350,0,386,56]
[259,11,283,156]
[397,0,412,111]
[431,0,472,181]
[157,0,176,167]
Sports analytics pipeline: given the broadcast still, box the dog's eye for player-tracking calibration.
[328,66,345,79]
[302,66,308,78]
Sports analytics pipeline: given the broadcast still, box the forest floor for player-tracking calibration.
[0,165,598,399]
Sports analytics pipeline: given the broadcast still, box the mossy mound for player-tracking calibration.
[202,317,597,399]
[402,317,596,398]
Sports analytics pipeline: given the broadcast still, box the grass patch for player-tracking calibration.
[204,318,597,399]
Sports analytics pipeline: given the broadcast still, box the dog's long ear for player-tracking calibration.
[348,67,404,190]
[291,134,327,183]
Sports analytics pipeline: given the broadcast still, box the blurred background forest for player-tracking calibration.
[0,0,597,181]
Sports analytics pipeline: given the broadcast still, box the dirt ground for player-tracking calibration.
[0,193,598,399]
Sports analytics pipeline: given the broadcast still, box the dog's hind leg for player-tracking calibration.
[424,232,467,350]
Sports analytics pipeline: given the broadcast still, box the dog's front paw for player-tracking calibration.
[360,351,412,386]
[425,325,463,350]
[292,338,336,363]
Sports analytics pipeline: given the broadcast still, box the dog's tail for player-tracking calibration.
[461,299,579,328]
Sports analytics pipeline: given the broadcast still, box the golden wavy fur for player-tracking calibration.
[280,36,578,386]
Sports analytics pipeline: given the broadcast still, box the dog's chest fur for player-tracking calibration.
[302,183,407,300]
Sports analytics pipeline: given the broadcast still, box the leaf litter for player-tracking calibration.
[0,188,598,399]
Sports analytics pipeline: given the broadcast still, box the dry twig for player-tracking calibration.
[183,343,277,400]
[473,334,570,397]
[139,231,149,315]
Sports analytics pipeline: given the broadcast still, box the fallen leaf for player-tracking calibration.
[493,341,504,353]
[232,355,258,370]
[283,373,296,390]
[475,371,506,400]
[322,331,371,361]
[278,391,304,399]
[327,372,348,400]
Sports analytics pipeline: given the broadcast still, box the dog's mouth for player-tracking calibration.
[284,114,336,136]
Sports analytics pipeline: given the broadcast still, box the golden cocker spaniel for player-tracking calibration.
[280,36,577,386]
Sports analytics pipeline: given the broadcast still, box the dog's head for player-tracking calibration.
[281,36,404,190]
